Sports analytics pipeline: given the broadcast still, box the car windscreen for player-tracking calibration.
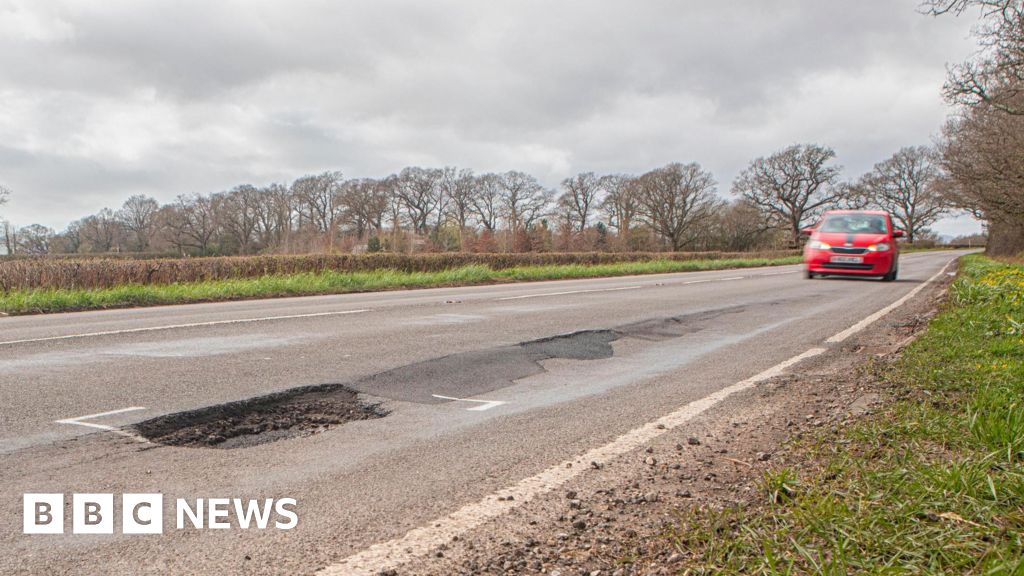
[819,214,888,234]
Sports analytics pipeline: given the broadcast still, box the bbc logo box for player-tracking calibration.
[23,493,163,534]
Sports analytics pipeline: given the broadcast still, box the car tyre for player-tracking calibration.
[882,266,898,282]
[806,270,816,279]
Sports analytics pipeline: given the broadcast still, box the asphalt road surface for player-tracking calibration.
[0,251,964,575]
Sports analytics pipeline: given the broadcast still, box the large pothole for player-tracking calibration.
[133,384,386,449]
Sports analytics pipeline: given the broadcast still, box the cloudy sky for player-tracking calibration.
[0,0,981,236]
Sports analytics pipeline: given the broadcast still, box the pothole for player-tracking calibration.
[132,384,386,449]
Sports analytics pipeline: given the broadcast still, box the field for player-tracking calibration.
[0,251,801,314]
[672,254,1024,573]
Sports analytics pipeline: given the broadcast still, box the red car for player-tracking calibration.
[802,210,903,281]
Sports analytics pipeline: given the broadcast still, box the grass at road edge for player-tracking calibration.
[668,254,1024,574]
[0,256,801,315]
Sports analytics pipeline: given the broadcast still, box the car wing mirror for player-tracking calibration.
[893,229,905,238]
[800,227,814,236]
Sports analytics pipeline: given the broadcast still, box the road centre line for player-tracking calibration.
[320,346,828,576]
[0,308,371,347]
[322,255,959,576]
[496,271,764,301]
[496,285,642,301]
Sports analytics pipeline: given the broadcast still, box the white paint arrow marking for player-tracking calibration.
[431,394,507,411]
[55,406,149,442]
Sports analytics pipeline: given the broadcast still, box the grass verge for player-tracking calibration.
[669,254,1024,574]
[0,255,800,315]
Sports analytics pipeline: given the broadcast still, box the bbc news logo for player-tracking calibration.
[23,494,298,534]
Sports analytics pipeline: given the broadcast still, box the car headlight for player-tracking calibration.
[808,240,831,250]
[868,243,891,252]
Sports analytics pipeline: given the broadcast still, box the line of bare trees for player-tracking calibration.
[927,0,1024,255]
[1,145,954,257]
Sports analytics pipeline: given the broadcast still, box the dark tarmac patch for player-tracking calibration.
[132,385,386,449]
[352,307,745,403]
[132,306,746,448]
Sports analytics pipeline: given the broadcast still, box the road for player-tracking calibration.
[0,250,963,575]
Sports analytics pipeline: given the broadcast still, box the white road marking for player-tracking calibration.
[55,406,149,443]
[321,255,963,575]
[431,394,508,411]
[826,257,956,343]
[0,308,371,347]
[320,347,826,576]
[496,285,641,301]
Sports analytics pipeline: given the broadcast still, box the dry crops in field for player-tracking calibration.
[0,250,799,292]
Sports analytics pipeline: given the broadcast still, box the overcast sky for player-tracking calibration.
[0,0,982,236]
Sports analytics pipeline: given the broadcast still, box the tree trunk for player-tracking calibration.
[985,217,1024,257]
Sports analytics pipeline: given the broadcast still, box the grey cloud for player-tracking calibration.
[0,0,981,235]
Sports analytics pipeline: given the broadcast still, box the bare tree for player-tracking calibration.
[117,194,161,251]
[395,167,445,235]
[732,144,846,247]
[216,185,262,254]
[16,224,54,254]
[497,171,554,235]
[558,172,602,232]
[599,174,640,236]
[340,178,390,239]
[78,208,124,253]
[176,194,220,255]
[924,0,1024,115]
[250,184,293,251]
[940,100,1024,254]
[636,162,720,251]
[0,184,9,213]
[2,220,16,255]
[292,172,345,246]
[708,199,778,251]
[470,173,504,233]
[440,167,477,249]
[853,146,949,243]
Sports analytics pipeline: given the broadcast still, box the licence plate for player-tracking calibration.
[830,255,863,264]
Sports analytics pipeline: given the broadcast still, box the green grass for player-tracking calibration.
[0,256,800,315]
[667,254,1024,574]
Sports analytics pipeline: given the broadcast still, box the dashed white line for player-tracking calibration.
[0,308,372,347]
[55,406,149,442]
[496,286,641,301]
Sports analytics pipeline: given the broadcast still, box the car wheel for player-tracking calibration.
[882,267,897,282]
[806,271,815,279]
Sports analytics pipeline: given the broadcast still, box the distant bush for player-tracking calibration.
[0,250,798,291]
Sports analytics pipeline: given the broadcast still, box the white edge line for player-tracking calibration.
[321,255,960,575]
[0,308,371,347]
[825,256,956,344]
[320,347,827,576]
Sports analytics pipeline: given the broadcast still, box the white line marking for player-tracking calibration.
[0,308,371,347]
[826,257,956,343]
[496,285,641,301]
[320,256,961,575]
[55,406,149,442]
[320,347,827,576]
[431,394,507,411]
